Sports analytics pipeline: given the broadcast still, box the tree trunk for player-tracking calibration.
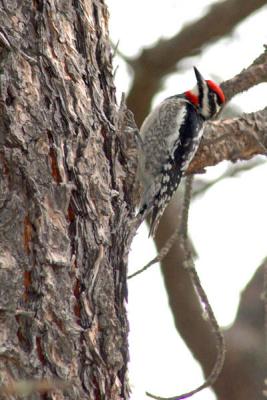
[0,1,134,398]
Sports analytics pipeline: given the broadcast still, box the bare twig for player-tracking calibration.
[128,227,178,279]
[221,46,267,102]
[193,158,266,198]
[111,40,133,65]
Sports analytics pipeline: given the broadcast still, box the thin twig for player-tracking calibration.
[146,176,226,400]
[128,227,179,279]
[193,158,266,198]
[110,40,133,65]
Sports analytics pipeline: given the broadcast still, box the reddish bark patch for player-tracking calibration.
[67,203,75,222]
[54,317,64,333]
[73,279,81,320]
[23,215,32,255]
[23,270,32,302]
[49,147,62,184]
[36,337,46,365]
[73,278,80,299]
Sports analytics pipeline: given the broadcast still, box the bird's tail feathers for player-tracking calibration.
[139,168,183,237]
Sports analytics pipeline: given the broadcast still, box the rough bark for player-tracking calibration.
[0,1,134,399]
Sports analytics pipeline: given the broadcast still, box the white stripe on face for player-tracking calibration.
[201,81,210,118]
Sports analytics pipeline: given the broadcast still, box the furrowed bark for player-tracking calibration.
[0,1,134,399]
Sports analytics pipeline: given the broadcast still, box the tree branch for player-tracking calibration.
[177,47,267,175]
[221,45,267,101]
[153,200,267,400]
[193,158,265,198]
[127,0,267,125]
[147,177,225,400]
[188,107,267,175]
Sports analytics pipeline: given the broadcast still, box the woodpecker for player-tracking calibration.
[137,67,225,237]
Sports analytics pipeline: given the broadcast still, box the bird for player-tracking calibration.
[137,67,225,237]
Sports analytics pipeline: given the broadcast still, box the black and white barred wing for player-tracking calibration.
[138,97,204,237]
[138,97,187,211]
[148,156,182,237]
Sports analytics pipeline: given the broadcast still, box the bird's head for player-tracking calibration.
[185,67,225,119]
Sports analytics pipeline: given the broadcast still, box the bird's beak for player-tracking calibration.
[193,66,205,85]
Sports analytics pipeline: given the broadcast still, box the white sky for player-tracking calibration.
[106,1,267,399]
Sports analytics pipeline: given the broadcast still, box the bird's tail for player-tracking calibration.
[138,194,163,237]
[148,169,183,237]
[139,166,183,237]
